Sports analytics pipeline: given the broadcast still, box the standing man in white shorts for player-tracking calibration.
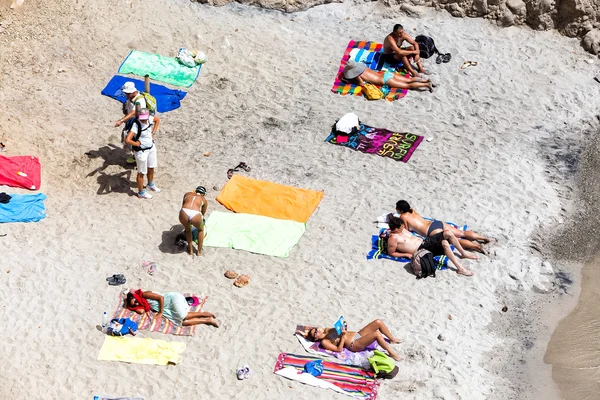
[125,108,161,199]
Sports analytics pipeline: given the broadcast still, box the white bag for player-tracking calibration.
[194,50,208,64]
[176,48,196,68]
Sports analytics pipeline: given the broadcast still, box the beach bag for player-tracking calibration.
[415,35,438,59]
[411,248,436,279]
[361,83,384,100]
[368,350,398,379]
[304,360,324,377]
[133,92,157,115]
[107,318,138,336]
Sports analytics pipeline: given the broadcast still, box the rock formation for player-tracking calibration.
[190,0,600,55]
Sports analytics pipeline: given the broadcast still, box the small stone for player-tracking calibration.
[88,62,93,67]
[437,334,445,341]
[448,314,452,320]
[502,306,508,312]
[212,185,219,191]
[203,152,211,157]
[585,59,594,64]
[7,270,10,273]
[58,68,66,73]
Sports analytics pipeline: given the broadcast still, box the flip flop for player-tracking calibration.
[436,54,443,64]
[0,142,5,152]
[107,275,126,286]
[233,274,250,288]
[594,75,600,84]
[106,274,124,282]
[460,61,478,70]
[442,53,452,63]
[142,261,157,275]
[236,162,251,172]
[227,168,236,179]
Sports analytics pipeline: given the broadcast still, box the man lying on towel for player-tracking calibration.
[386,217,475,276]
[394,200,492,253]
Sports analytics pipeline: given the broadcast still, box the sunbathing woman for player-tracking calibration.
[343,59,433,91]
[125,289,219,327]
[305,319,402,361]
[179,186,207,256]
[395,200,492,253]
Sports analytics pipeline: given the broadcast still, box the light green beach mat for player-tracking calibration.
[203,211,306,258]
[118,50,202,87]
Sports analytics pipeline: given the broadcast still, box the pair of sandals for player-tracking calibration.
[143,261,157,275]
[435,53,452,64]
[227,162,251,179]
[106,274,126,286]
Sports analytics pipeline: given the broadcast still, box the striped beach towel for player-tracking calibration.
[112,292,207,336]
[274,353,380,400]
[331,40,408,102]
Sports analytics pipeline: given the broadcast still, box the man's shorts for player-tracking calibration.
[418,232,445,257]
[134,145,157,175]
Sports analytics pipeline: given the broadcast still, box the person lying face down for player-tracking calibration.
[395,200,492,254]
[305,319,402,361]
[386,217,475,276]
[125,289,219,328]
[342,59,433,92]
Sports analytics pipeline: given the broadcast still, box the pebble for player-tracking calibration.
[437,334,445,341]
[502,306,508,312]
[212,185,219,191]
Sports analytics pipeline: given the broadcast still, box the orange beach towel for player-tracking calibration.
[216,175,324,223]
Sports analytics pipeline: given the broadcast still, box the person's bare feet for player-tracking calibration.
[389,352,402,361]
[464,251,478,260]
[457,268,474,276]
[390,337,402,344]
[208,318,220,328]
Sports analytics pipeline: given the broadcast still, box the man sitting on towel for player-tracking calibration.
[383,24,429,77]
[386,217,475,276]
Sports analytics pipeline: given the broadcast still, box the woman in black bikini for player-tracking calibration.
[179,186,207,256]
[305,319,402,361]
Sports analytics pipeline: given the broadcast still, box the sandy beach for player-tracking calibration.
[1,0,600,398]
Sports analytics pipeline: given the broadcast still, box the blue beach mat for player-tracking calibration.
[0,193,47,223]
[101,76,187,113]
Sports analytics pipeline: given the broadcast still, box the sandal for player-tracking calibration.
[142,261,157,275]
[0,142,5,152]
[227,168,236,179]
[233,274,250,288]
[236,162,251,172]
[107,274,126,286]
[460,61,478,70]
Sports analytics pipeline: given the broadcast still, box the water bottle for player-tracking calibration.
[102,312,108,332]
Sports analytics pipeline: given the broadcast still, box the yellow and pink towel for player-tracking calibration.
[331,40,409,102]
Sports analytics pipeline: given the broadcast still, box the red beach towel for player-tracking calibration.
[0,156,41,190]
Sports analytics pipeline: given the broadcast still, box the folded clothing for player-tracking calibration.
[203,211,306,258]
[118,50,202,87]
[216,175,323,223]
[0,155,41,190]
[97,336,186,365]
[0,192,11,204]
[101,75,187,113]
[0,193,46,223]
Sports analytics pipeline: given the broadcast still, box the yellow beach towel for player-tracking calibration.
[216,175,324,223]
[97,336,186,365]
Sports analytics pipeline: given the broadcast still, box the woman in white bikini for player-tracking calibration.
[305,319,402,361]
[179,186,207,256]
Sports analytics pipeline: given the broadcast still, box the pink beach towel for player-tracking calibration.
[0,156,41,190]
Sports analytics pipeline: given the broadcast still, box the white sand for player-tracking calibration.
[1,0,599,398]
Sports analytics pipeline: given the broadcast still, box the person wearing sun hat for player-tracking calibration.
[114,81,147,164]
[179,185,208,257]
[125,108,161,199]
[343,59,433,91]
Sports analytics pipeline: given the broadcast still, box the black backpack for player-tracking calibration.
[411,249,437,279]
[415,35,438,59]
[127,119,150,152]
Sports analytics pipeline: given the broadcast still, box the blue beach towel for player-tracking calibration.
[101,76,186,113]
[0,193,47,223]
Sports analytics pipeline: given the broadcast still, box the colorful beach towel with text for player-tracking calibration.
[325,124,423,163]
[112,292,207,336]
[274,353,380,400]
[331,40,408,102]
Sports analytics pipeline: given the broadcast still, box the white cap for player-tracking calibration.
[121,81,138,94]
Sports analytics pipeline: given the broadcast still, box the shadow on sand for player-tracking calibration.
[85,144,136,196]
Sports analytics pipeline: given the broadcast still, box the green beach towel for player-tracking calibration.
[118,51,201,87]
[203,211,306,258]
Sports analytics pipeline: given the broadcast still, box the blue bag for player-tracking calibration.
[107,318,138,336]
[304,360,324,377]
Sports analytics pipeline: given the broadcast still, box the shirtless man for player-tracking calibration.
[386,216,475,276]
[395,200,491,253]
[383,24,427,78]
[179,186,207,256]
[343,59,432,91]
